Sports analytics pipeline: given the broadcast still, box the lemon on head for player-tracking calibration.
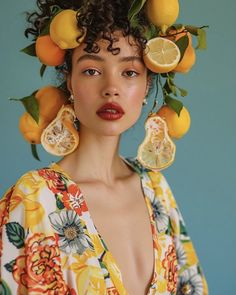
[137,115,176,171]
[19,112,49,144]
[35,85,69,122]
[35,35,65,66]
[157,105,191,139]
[50,9,85,49]
[41,105,79,156]
[143,37,180,73]
[146,0,179,34]
[165,27,196,73]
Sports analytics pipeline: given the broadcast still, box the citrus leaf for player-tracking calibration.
[167,78,177,96]
[185,25,199,36]
[143,23,158,40]
[163,80,172,94]
[169,23,184,31]
[196,28,207,50]
[40,23,50,36]
[164,95,183,116]
[4,259,16,273]
[40,64,47,77]
[175,34,189,62]
[177,86,188,97]
[31,144,40,161]
[128,0,147,21]
[20,43,36,56]
[10,95,39,123]
[5,222,25,249]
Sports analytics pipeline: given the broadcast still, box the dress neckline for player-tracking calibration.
[49,158,158,294]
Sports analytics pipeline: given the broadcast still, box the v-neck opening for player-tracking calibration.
[49,158,158,294]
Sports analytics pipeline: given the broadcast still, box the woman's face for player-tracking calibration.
[67,33,149,137]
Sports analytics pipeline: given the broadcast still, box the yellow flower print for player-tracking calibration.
[183,241,199,266]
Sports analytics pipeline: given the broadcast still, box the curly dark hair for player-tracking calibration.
[26,1,150,62]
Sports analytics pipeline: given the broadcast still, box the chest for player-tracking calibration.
[78,178,155,295]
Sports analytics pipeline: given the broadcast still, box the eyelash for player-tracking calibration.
[82,69,139,77]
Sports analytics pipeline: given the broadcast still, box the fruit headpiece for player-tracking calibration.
[15,0,207,169]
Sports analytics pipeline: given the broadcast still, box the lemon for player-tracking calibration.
[157,105,191,139]
[137,115,176,171]
[143,37,180,73]
[146,0,179,34]
[41,105,79,156]
[50,9,85,49]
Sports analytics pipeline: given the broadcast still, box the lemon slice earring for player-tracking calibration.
[41,104,79,156]
[137,115,176,171]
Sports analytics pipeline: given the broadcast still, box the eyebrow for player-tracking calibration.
[76,54,143,64]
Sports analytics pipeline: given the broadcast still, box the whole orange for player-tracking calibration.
[19,112,49,144]
[35,85,69,122]
[35,35,65,66]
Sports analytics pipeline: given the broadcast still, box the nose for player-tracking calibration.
[101,75,120,98]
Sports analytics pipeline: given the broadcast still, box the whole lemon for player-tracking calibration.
[146,0,179,34]
[50,9,85,49]
[157,105,191,139]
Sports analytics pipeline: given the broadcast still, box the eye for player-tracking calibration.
[83,69,100,76]
[124,70,139,77]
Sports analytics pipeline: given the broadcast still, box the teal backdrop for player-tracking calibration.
[1,0,235,294]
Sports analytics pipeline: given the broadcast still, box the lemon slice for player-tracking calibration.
[137,115,176,170]
[143,37,180,73]
[41,105,79,156]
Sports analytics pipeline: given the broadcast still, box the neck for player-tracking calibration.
[58,127,131,185]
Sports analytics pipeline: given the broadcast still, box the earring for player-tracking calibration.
[142,98,148,106]
[41,105,79,156]
[137,115,176,171]
[68,94,74,103]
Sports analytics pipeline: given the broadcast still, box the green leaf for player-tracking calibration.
[143,23,158,40]
[10,95,39,123]
[40,64,47,77]
[185,25,199,36]
[31,144,40,161]
[164,95,183,116]
[4,259,16,273]
[169,23,184,31]
[20,43,36,56]
[128,0,147,21]
[40,22,50,36]
[196,28,207,50]
[0,279,12,295]
[5,222,25,249]
[167,78,177,96]
[175,34,189,62]
[177,86,188,97]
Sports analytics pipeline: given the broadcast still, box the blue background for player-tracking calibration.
[0,1,235,294]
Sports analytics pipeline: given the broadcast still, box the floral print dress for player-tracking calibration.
[0,157,208,295]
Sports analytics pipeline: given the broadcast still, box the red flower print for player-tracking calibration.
[38,169,66,194]
[62,184,88,215]
[12,233,70,294]
[162,244,178,293]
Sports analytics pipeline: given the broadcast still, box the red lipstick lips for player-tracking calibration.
[96,102,124,121]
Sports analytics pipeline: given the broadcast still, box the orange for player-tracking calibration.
[35,35,65,66]
[146,0,179,34]
[143,37,180,73]
[35,85,69,122]
[157,105,191,139]
[41,105,79,156]
[19,112,49,144]
[166,27,196,73]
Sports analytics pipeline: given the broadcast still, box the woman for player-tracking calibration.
[0,0,208,294]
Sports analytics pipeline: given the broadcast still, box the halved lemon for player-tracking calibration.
[143,37,181,73]
[137,115,176,170]
[41,105,79,156]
